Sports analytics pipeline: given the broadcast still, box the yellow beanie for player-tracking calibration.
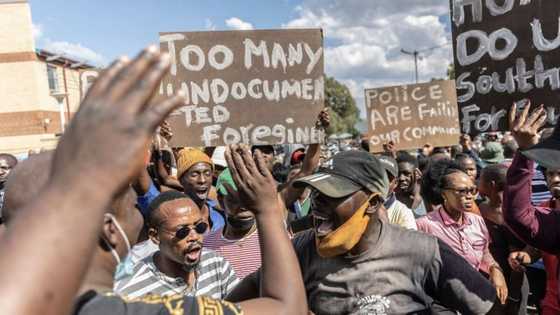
[177,148,213,180]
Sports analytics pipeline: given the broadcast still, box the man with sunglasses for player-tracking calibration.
[228,150,499,314]
[115,191,238,299]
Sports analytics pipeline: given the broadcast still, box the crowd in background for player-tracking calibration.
[2,47,560,315]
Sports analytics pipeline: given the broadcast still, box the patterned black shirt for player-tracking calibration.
[73,291,243,315]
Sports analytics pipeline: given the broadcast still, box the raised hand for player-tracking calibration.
[316,108,330,130]
[160,120,174,142]
[383,141,397,158]
[50,46,185,193]
[508,251,531,272]
[509,101,547,150]
[225,145,280,217]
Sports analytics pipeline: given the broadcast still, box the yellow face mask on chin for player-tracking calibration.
[316,194,377,258]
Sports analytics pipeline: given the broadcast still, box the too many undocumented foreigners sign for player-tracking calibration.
[159,29,325,147]
[450,0,560,135]
[365,80,461,152]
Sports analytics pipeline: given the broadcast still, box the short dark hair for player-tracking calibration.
[481,164,508,191]
[148,190,191,228]
[2,154,51,224]
[272,162,289,184]
[251,145,274,155]
[360,139,370,152]
[431,147,449,155]
[455,153,473,163]
[418,155,430,174]
[396,151,418,169]
[421,159,465,206]
[450,145,463,158]
[503,141,518,159]
[0,154,17,168]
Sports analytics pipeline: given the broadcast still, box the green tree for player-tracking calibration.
[324,76,360,136]
[447,63,455,80]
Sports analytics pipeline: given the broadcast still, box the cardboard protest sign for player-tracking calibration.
[450,0,560,135]
[79,69,100,100]
[159,29,325,147]
[365,80,460,152]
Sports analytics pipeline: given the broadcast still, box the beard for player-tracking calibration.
[182,260,199,272]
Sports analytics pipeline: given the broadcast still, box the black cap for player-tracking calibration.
[378,155,398,179]
[294,150,389,199]
[522,123,560,169]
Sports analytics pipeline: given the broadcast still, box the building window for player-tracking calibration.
[47,65,59,92]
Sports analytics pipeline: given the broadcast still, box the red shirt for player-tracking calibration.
[543,253,560,311]
[539,200,560,312]
[203,228,261,279]
[504,153,560,302]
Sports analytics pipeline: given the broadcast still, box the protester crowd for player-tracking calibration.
[1,47,560,315]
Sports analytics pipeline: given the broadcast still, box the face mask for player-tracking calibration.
[102,213,133,280]
[227,215,256,231]
[114,253,135,281]
[316,194,376,258]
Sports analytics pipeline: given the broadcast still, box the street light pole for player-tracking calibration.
[401,43,450,84]
[401,49,419,83]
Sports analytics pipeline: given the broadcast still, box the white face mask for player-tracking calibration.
[102,213,131,265]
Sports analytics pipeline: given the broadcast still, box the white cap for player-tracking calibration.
[212,146,227,168]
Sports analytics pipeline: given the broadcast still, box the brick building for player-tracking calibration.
[0,0,93,155]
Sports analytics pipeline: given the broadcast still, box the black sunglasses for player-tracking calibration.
[444,186,478,196]
[164,222,208,239]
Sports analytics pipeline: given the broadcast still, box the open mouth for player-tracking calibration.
[195,187,209,199]
[313,213,334,238]
[234,216,254,223]
[184,244,202,263]
[398,182,410,190]
[234,212,254,220]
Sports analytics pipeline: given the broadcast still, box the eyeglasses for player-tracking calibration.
[161,222,208,239]
[444,186,478,196]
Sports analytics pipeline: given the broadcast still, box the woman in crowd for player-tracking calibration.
[417,159,508,310]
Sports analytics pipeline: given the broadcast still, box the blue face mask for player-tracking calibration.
[103,213,134,281]
[114,253,135,281]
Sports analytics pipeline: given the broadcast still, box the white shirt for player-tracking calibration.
[386,198,418,230]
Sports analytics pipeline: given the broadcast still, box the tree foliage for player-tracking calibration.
[324,76,360,136]
[447,63,455,80]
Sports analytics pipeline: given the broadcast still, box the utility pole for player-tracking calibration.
[401,43,450,84]
[401,49,419,83]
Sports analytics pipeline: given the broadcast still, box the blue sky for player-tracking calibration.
[28,0,453,117]
[29,0,303,62]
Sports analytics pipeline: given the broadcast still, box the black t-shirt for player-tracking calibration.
[72,290,243,315]
[483,218,526,278]
[290,221,497,314]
